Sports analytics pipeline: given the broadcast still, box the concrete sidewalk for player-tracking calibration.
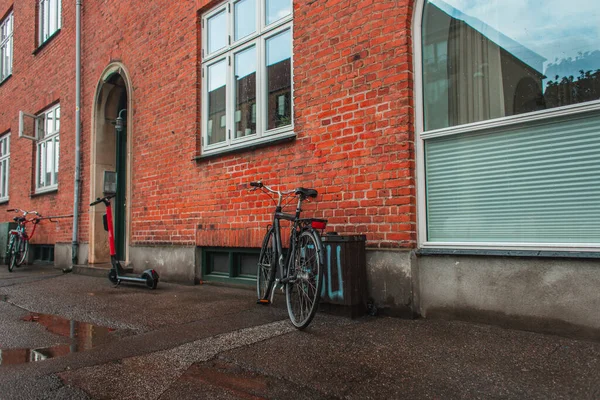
[0,266,599,399]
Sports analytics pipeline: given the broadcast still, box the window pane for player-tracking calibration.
[38,142,46,187]
[234,46,257,138]
[266,0,291,25]
[422,0,600,131]
[46,110,54,134]
[49,0,57,34]
[234,0,256,41]
[425,113,600,243]
[45,140,53,185]
[43,0,50,40]
[207,10,227,54]
[1,159,6,198]
[207,60,227,145]
[266,30,292,130]
[54,136,59,184]
[55,106,60,132]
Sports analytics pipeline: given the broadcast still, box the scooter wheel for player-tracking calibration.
[108,269,118,284]
[142,272,158,290]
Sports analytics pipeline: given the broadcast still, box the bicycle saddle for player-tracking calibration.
[13,217,25,223]
[295,187,318,198]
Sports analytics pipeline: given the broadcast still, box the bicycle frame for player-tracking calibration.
[256,183,325,302]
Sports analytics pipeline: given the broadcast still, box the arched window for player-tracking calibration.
[417,0,600,250]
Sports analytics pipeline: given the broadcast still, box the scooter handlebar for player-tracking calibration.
[90,194,116,207]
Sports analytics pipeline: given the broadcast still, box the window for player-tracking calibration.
[418,0,600,250]
[39,0,61,44]
[0,11,13,81]
[0,134,9,202]
[201,0,293,155]
[36,105,59,192]
[202,248,259,285]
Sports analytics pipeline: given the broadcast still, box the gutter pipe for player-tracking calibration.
[68,0,82,271]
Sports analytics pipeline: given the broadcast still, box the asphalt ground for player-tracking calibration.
[0,265,599,400]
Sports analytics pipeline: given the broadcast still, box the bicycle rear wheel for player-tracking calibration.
[285,229,323,329]
[257,227,277,302]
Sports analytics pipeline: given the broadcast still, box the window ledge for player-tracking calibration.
[33,29,61,55]
[195,131,296,161]
[31,187,58,197]
[417,247,600,259]
[0,198,9,205]
[0,74,12,88]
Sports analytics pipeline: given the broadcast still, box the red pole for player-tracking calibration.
[105,201,116,257]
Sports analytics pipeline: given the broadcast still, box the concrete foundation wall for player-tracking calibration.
[55,243,89,268]
[417,255,600,339]
[129,246,197,284]
[366,250,417,317]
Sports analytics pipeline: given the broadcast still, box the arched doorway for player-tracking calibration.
[89,63,132,264]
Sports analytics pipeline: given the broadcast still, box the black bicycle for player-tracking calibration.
[250,181,327,329]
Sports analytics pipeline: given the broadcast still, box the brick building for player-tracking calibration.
[0,0,598,337]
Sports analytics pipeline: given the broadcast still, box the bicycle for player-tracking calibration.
[6,209,42,272]
[5,209,71,272]
[250,181,327,329]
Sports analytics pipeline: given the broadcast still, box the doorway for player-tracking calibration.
[90,63,132,264]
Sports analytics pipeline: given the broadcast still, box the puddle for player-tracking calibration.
[0,312,115,366]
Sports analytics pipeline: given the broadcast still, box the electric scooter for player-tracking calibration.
[90,194,159,289]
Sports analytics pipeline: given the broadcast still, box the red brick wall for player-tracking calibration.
[0,0,417,252]
[0,0,76,245]
[195,0,416,249]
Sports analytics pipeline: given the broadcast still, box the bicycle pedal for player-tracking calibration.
[257,299,270,305]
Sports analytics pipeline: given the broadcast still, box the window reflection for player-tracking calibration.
[208,10,227,54]
[235,46,257,138]
[266,30,291,130]
[235,0,256,41]
[207,60,227,145]
[422,0,600,131]
[266,0,291,25]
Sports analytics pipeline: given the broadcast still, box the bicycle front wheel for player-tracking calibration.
[257,227,277,302]
[6,236,15,272]
[286,230,323,329]
[15,237,28,266]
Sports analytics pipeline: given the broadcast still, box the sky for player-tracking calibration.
[432,0,600,78]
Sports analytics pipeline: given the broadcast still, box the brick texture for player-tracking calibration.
[0,0,416,253]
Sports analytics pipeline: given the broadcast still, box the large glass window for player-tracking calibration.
[420,0,600,249]
[39,0,61,45]
[0,134,10,202]
[0,12,13,81]
[201,0,293,154]
[36,105,59,192]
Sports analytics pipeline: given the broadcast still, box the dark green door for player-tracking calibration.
[114,107,127,260]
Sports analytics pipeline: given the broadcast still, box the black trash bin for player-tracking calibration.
[319,234,367,318]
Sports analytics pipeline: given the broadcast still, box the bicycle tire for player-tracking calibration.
[285,229,323,329]
[6,236,15,272]
[15,237,28,266]
[257,227,277,301]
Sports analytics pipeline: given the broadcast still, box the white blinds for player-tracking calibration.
[425,112,600,244]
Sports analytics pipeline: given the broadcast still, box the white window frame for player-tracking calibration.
[0,133,10,202]
[201,0,294,156]
[0,11,13,81]
[38,0,61,45]
[413,0,600,253]
[35,104,60,193]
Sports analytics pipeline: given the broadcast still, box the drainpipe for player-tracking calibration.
[67,0,82,271]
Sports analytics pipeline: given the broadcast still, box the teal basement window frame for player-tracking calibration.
[201,247,259,285]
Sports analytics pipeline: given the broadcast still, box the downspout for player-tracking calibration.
[68,0,82,270]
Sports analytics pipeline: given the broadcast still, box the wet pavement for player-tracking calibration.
[1,265,599,399]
